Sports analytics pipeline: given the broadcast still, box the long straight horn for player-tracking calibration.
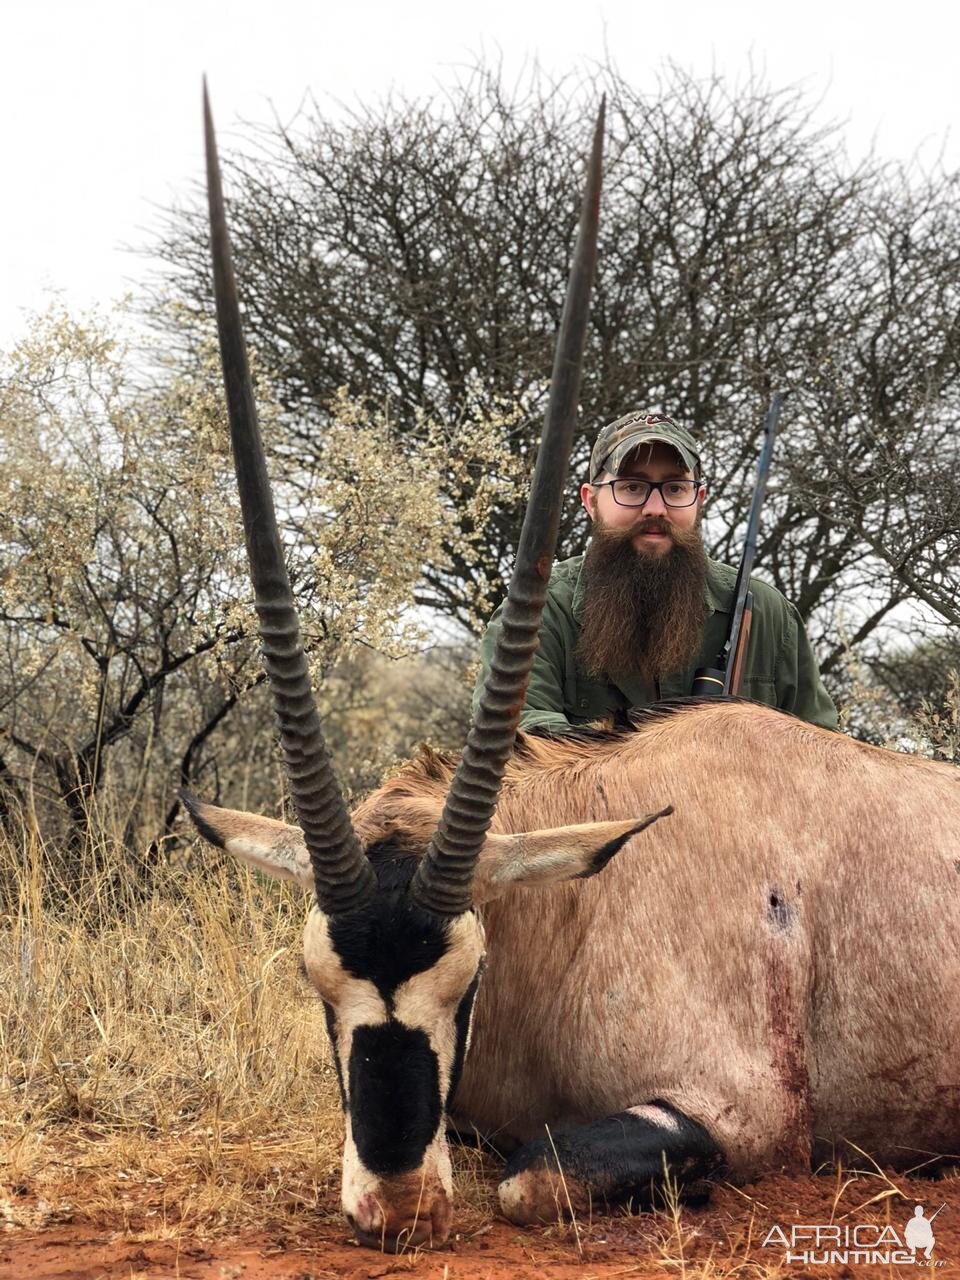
[203,82,375,916]
[410,100,606,917]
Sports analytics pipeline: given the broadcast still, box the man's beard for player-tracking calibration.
[576,514,709,682]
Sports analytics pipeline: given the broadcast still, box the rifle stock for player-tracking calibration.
[727,591,753,696]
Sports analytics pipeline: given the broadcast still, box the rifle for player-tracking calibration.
[691,391,784,698]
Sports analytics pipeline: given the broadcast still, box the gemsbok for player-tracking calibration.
[185,86,960,1251]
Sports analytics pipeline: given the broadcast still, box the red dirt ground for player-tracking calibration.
[5,1167,960,1280]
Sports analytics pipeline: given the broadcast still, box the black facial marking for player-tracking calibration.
[348,1023,441,1175]
[312,840,484,1165]
[502,1102,724,1209]
[326,845,459,1001]
[322,1000,346,1107]
[767,885,795,929]
[446,965,482,1109]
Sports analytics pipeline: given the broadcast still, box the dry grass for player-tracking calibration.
[0,814,496,1238]
[3,811,952,1279]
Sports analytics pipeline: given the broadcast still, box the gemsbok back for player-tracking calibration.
[184,86,960,1251]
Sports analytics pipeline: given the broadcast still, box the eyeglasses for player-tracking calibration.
[591,478,703,508]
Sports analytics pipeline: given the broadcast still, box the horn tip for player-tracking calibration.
[202,78,215,143]
[595,95,607,135]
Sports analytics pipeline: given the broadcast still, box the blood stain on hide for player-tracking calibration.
[764,945,812,1168]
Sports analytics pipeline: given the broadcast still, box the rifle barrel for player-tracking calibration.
[719,391,784,695]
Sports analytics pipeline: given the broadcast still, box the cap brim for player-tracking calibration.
[595,430,698,479]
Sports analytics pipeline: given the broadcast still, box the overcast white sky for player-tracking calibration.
[2,0,958,351]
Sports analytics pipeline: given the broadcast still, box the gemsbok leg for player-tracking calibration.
[497,1103,724,1223]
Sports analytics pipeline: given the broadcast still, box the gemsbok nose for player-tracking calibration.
[349,1179,453,1251]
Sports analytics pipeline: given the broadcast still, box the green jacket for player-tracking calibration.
[473,554,838,733]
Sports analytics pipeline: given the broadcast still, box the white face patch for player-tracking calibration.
[341,1126,382,1230]
[309,908,481,1246]
[391,912,485,1093]
[627,1103,681,1132]
[303,906,484,1105]
[302,908,388,1056]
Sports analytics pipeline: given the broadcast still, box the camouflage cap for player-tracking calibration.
[589,411,701,482]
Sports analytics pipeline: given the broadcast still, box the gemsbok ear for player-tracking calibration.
[472,808,673,905]
[180,791,314,889]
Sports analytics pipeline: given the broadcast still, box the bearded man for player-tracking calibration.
[472,411,838,733]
